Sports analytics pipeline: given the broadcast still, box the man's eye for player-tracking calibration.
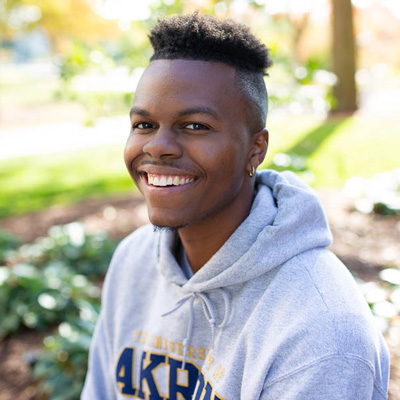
[185,123,209,131]
[134,122,153,130]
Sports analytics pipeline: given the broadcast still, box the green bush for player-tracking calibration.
[0,223,118,397]
[57,41,91,85]
[0,262,101,340]
[343,169,400,216]
[0,223,116,339]
[33,317,98,400]
[19,222,117,278]
[359,267,400,333]
[0,229,20,263]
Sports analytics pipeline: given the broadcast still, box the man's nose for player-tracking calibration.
[142,127,183,159]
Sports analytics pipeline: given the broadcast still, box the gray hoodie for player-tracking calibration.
[82,170,389,399]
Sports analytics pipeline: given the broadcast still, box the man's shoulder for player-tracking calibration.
[257,248,387,383]
[294,248,364,308]
[279,248,369,320]
[274,248,382,353]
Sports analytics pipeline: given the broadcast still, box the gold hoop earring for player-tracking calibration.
[249,166,256,177]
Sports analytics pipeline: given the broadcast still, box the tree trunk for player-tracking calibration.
[331,0,357,113]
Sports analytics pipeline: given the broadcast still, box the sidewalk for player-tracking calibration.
[0,115,130,161]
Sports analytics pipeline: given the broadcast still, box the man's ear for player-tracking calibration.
[248,128,269,170]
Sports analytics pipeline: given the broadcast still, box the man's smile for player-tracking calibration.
[147,174,195,187]
[137,165,199,191]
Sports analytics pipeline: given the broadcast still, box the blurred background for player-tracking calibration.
[0,0,399,399]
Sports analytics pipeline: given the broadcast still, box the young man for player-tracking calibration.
[82,13,389,400]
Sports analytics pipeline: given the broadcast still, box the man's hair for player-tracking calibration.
[148,12,272,131]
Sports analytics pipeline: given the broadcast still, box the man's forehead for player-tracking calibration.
[132,59,248,125]
[139,59,237,85]
[134,59,240,104]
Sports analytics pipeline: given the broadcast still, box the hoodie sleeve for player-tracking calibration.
[80,232,137,399]
[80,311,116,399]
[260,355,388,400]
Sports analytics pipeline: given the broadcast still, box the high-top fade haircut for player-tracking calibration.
[148,12,272,132]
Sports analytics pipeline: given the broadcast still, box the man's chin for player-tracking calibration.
[150,219,189,232]
[148,212,189,232]
[152,225,179,234]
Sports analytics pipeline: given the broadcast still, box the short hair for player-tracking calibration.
[148,12,272,132]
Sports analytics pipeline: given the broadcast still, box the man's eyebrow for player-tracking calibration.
[176,107,220,120]
[130,106,150,117]
[129,106,221,120]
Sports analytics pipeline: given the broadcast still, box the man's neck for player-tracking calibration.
[178,188,254,273]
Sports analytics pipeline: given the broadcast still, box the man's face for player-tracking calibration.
[124,59,256,229]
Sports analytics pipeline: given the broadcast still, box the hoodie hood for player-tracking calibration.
[157,169,333,293]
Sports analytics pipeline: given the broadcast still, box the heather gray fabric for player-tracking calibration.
[82,169,389,400]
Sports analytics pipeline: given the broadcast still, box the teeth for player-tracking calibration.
[147,174,194,187]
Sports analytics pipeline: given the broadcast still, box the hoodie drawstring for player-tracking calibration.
[161,289,231,369]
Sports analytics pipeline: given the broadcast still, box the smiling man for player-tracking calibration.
[82,13,389,400]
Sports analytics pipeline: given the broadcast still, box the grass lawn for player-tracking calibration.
[0,146,135,218]
[262,114,400,187]
[1,113,399,218]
